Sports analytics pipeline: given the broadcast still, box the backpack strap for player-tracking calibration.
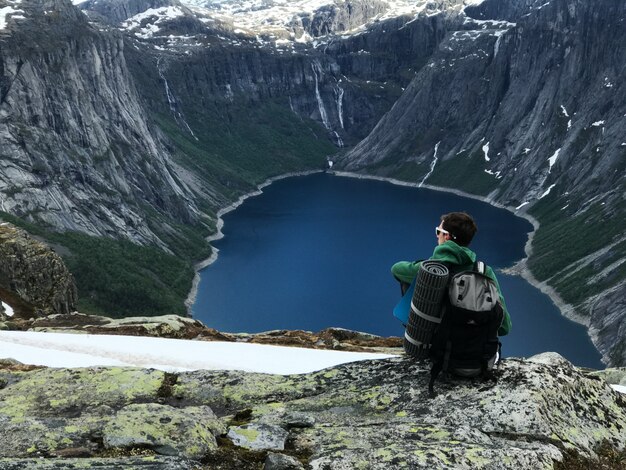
[428,362,442,398]
[475,260,485,274]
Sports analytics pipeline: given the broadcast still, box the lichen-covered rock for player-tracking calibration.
[0,456,195,469]
[173,355,626,469]
[103,403,225,459]
[264,452,305,470]
[0,223,77,317]
[25,313,401,353]
[0,355,624,468]
[29,312,213,339]
[0,367,165,419]
[227,423,289,451]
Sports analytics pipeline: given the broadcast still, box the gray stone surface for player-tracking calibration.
[0,457,196,469]
[0,355,624,467]
[103,403,225,459]
[228,423,289,451]
[264,452,305,470]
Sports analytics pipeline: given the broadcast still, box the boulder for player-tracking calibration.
[103,403,225,459]
[227,423,289,451]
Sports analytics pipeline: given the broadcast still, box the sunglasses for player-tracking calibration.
[435,226,455,238]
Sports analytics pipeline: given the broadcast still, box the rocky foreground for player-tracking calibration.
[0,349,625,469]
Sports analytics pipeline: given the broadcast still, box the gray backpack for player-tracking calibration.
[428,261,504,397]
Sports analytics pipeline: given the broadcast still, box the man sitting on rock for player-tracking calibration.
[391,211,511,336]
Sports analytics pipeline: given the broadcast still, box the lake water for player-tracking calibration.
[193,173,604,369]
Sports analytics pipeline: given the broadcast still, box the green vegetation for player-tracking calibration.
[0,212,203,317]
[393,161,429,182]
[425,150,499,196]
[528,192,625,311]
[155,97,335,189]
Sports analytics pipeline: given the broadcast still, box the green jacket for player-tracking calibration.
[391,240,511,336]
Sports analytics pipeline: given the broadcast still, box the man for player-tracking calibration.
[391,211,511,336]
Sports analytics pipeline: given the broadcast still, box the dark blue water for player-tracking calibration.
[193,173,603,369]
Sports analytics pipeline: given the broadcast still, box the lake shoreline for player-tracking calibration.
[186,169,601,363]
[184,170,323,313]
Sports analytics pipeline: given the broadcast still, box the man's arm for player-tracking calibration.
[486,266,511,336]
[391,261,421,285]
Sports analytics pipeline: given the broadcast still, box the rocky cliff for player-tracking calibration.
[0,0,212,250]
[0,222,76,317]
[0,350,624,469]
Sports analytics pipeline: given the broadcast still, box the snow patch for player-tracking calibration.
[464,0,487,6]
[516,202,530,210]
[482,142,490,162]
[0,1,24,30]
[0,331,396,375]
[547,148,560,173]
[539,183,556,199]
[1,302,13,317]
[123,6,186,38]
[591,120,605,127]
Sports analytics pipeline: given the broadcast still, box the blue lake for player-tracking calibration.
[193,173,604,369]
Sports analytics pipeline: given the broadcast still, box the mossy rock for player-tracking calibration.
[0,456,194,469]
[0,367,166,419]
[103,403,226,460]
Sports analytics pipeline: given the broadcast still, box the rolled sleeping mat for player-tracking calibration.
[404,261,449,358]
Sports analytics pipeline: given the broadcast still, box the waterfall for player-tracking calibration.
[311,61,330,129]
[334,83,345,129]
[493,31,504,58]
[419,142,441,187]
[157,57,199,141]
[333,131,344,148]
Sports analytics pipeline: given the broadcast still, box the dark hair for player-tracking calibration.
[441,212,477,247]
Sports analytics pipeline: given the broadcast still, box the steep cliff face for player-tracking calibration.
[0,0,199,247]
[0,222,77,317]
[338,0,626,365]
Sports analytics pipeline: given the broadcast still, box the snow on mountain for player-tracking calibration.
[0,331,395,374]
[0,0,25,30]
[122,6,186,39]
[177,0,439,42]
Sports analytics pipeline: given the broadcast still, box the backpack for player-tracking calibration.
[427,261,504,397]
